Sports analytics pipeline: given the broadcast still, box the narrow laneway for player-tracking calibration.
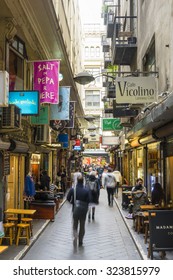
[22,189,141,260]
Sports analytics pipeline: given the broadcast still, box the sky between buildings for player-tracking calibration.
[78,0,103,23]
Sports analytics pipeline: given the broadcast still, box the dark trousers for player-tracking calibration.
[73,214,87,244]
[106,187,115,206]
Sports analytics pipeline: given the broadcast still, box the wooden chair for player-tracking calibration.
[21,218,33,237]
[16,223,30,246]
[0,223,15,245]
[7,216,18,223]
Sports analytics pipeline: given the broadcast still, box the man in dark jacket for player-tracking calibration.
[67,174,90,247]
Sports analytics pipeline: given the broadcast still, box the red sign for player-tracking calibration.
[75,139,80,146]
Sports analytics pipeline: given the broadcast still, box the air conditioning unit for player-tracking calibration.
[36,125,50,143]
[0,104,21,129]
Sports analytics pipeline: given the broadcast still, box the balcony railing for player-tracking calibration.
[112,16,137,65]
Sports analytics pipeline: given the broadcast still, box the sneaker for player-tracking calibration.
[125,213,133,219]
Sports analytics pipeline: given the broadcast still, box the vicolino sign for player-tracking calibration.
[116,77,157,104]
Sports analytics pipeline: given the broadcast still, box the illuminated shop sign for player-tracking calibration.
[9,90,39,115]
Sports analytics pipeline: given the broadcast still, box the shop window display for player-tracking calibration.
[147,143,161,196]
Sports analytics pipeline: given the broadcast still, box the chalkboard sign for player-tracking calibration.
[149,210,173,259]
[3,152,10,175]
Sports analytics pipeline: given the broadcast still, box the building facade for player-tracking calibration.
[0,0,85,218]
[102,0,173,204]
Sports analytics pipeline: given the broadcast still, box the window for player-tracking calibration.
[85,47,89,58]
[9,36,27,90]
[85,90,100,108]
[12,36,27,57]
[90,46,95,57]
[143,39,156,74]
[96,46,100,57]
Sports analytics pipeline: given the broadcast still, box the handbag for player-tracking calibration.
[73,187,88,218]
[0,221,4,238]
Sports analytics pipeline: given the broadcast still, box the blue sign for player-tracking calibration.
[9,90,39,115]
[57,133,69,148]
[73,146,81,151]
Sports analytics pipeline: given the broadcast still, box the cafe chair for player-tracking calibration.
[6,216,18,235]
[21,217,33,237]
[0,223,15,246]
[16,223,30,246]
[7,216,18,223]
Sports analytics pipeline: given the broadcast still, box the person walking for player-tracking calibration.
[101,166,108,188]
[102,167,117,206]
[71,167,82,188]
[113,168,122,198]
[87,171,99,221]
[67,174,90,248]
[57,165,66,193]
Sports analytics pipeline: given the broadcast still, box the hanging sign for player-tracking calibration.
[33,60,60,104]
[50,87,70,120]
[116,77,157,104]
[102,118,123,131]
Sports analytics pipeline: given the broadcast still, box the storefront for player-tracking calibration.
[4,140,29,210]
[164,136,173,204]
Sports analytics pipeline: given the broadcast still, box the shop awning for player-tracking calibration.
[28,143,37,153]
[35,145,51,154]
[0,138,10,150]
[8,140,29,153]
[82,150,109,157]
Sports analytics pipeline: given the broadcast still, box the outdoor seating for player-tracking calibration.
[0,223,15,245]
[16,223,30,246]
[21,218,33,237]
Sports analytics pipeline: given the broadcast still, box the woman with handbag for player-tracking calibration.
[67,174,90,248]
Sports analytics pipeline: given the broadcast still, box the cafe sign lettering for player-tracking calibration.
[116,77,157,104]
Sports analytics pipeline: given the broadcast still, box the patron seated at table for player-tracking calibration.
[47,181,59,199]
[132,178,149,216]
[126,178,149,219]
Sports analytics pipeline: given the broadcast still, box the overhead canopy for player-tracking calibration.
[82,149,109,157]
[8,140,29,153]
[0,139,10,150]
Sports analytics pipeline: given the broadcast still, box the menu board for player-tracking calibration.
[3,152,10,175]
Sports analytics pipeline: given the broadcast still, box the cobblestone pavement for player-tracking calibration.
[22,189,141,260]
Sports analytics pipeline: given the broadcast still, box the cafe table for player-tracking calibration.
[4,208,36,223]
[0,246,8,254]
[140,204,171,211]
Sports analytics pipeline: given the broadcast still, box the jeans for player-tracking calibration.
[106,187,115,206]
[73,214,87,245]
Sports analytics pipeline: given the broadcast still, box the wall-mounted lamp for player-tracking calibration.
[77,115,96,122]
[74,71,159,85]
[73,72,95,85]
